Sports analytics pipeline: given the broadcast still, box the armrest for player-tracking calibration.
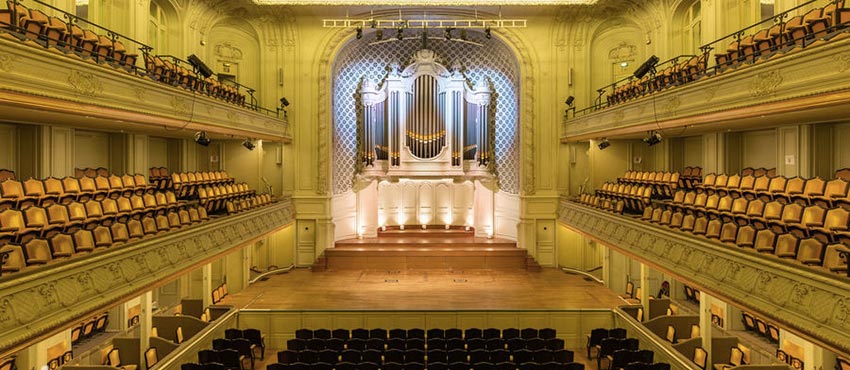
[801,258,822,265]
[805,222,822,227]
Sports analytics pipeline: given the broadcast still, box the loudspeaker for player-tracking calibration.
[187,54,214,78]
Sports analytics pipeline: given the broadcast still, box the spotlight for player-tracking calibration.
[484,27,491,39]
[444,28,453,40]
[376,29,383,40]
[242,138,256,151]
[565,96,575,107]
[187,54,213,78]
[355,27,362,39]
[194,131,211,147]
[643,132,663,146]
[597,138,610,150]
[396,27,404,40]
[633,55,660,79]
[279,97,289,107]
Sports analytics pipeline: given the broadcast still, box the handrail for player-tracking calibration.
[612,307,701,370]
[248,264,295,284]
[560,266,604,284]
[151,306,238,370]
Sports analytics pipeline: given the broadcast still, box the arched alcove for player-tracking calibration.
[588,17,646,96]
[207,18,262,99]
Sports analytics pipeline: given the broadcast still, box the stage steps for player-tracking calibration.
[313,226,540,272]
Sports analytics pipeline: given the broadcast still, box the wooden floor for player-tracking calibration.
[223,268,624,310]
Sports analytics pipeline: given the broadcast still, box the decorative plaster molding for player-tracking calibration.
[557,200,850,355]
[833,53,850,73]
[0,200,295,355]
[68,70,103,97]
[749,70,783,97]
[0,54,18,72]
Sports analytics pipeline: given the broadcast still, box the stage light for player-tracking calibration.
[633,55,660,79]
[194,131,211,147]
[484,27,491,39]
[597,138,610,150]
[643,132,663,146]
[565,96,574,107]
[396,27,404,40]
[187,54,213,78]
[242,138,256,151]
[279,97,289,107]
[444,27,454,40]
[355,27,362,39]
[376,29,383,40]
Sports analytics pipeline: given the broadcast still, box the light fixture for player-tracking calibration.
[643,131,662,146]
[355,27,362,39]
[194,131,211,147]
[565,96,574,107]
[396,27,404,40]
[598,138,610,150]
[444,27,454,40]
[376,29,383,40]
[242,138,256,151]
[633,55,660,79]
[484,27,491,39]
[279,97,289,107]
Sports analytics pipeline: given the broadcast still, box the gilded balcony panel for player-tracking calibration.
[562,37,850,141]
[0,37,290,142]
[0,199,295,356]
[557,199,850,355]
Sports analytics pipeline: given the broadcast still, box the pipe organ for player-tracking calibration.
[358,49,493,176]
[352,49,496,234]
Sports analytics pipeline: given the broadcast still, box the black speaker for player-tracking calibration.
[187,54,214,78]
[280,97,290,107]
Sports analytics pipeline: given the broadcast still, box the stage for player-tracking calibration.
[222,268,624,311]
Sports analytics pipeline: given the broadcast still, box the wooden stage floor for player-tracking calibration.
[223,268,625,311]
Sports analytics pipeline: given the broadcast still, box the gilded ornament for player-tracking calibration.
[749,70,783,97]
[0,54,19,72]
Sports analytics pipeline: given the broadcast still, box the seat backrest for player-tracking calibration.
[665,325,675,342]
[753,229,777,250]
[693,348,707,370]
[729,347,744,366]
[753,176,771,191]
[107,348,121,367]
[0,244,25,271]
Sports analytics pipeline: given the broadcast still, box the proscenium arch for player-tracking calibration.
[312,11,540,196]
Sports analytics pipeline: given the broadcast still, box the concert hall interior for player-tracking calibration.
[1,1,850,370]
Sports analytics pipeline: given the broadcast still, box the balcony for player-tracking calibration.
[0,198,295,354]
[0,36,290,142]
[561,35,850,142]
[557,198,850,355]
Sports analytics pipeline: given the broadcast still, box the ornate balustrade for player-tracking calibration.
[558,199,850,355]
[0,199,295,356]
[561,36,850,142]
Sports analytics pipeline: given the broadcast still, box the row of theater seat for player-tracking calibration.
[212,282,229,304]
[577,193,626,214]
[226,194,274,215]
[285,338,567,353]
[0,174,156,210]
[616,171,679,199]
[0,191,189,242]
[294,328,558,341]
[592,184,653,213]
[271,362,582,370]
[144,54,247,106]
[149,168,235,192]
[70,312,108,345]
[0,1,251,109]
[775,350,805,370]
[741,311,781,344]
[641,199,850,274]
[695,174,850,208]
[603,0,850,108]
[0,202,209,274]
[716,1,850,70]
[198,184,257,212]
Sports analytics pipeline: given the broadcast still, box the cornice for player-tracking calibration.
[561,36,850,142]
[0,200,295,357]
[0,38,290,142]
[557,199,850,356]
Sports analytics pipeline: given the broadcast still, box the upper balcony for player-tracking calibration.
[0,0,290,142]
[562,1,850,142]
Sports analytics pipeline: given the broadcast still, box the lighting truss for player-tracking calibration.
[322,19,527,29]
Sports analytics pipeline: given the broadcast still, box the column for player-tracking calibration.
[639,263,650,312]
[202,263,212,308]
[700,291,715,369]
[139,291,153,368]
